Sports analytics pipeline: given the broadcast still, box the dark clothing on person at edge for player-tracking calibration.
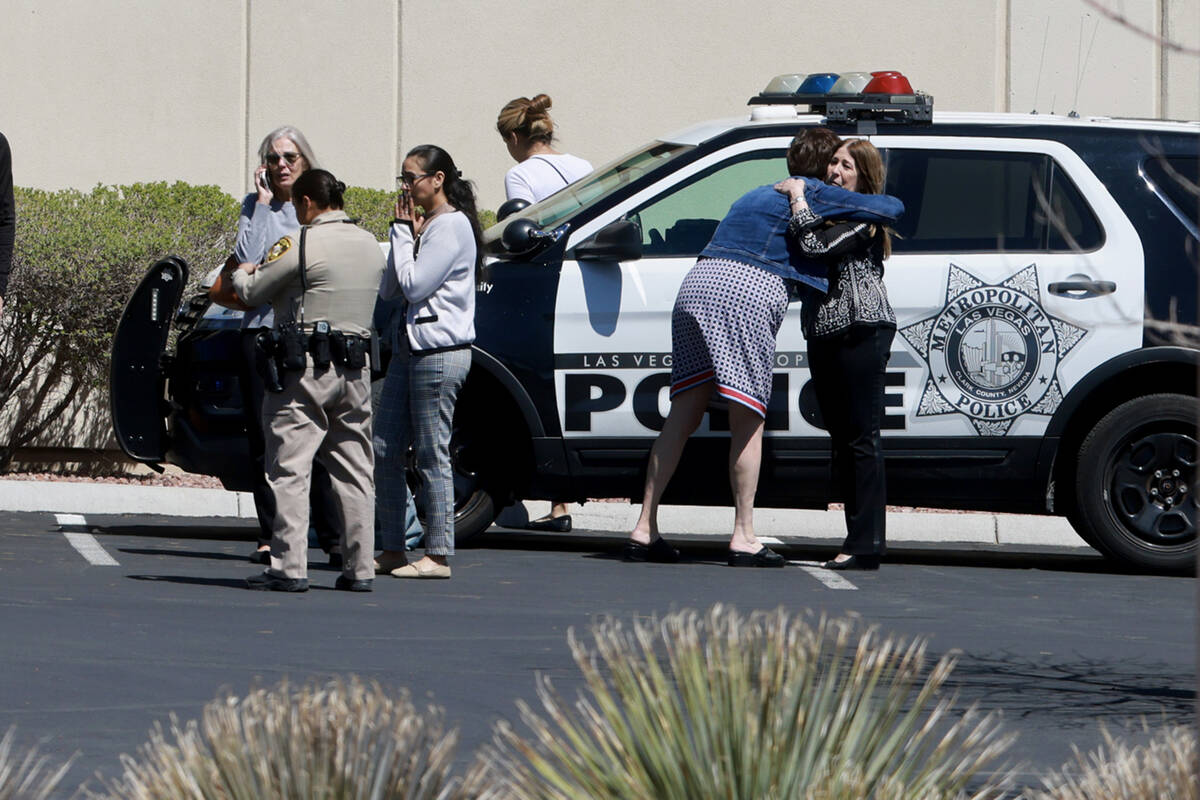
[0,133,15,297]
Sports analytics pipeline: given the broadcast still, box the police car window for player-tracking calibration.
[531,142,693,228]
[1046,162,1105,251]
[883,150,1102,253]
[483,142,694,251]
[627,150,786,258]
[1143,155,1199,238]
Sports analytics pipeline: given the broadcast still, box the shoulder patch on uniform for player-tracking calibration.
[265,236,293,262]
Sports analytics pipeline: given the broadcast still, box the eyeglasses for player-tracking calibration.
[396,172,432,187]
[265,151,302,166]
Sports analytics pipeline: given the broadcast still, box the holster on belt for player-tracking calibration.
[253,329,285,393]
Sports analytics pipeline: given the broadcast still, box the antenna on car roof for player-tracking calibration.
[1031,20,1049,113]
[1070,14,1099,118]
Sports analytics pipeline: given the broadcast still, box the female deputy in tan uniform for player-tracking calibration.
[230,169,385,592]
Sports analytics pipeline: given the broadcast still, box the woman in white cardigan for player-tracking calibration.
[375,144,483,579]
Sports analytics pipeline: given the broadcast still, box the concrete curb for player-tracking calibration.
[514,501,1087,549]
[1,480,1089,551]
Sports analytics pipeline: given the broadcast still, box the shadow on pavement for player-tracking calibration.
[945,650,1197,728]
[127,574,254,589]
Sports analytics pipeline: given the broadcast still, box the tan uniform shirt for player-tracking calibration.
[232,209,384,337]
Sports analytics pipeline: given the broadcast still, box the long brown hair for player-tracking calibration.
[841,139,891,258]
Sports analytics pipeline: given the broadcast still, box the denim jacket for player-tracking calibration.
[699,178,903,292]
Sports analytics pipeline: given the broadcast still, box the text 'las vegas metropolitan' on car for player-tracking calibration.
[112,70,1199,574]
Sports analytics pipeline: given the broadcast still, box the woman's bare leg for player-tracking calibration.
[728,403,766,554]
[629,384,711,544]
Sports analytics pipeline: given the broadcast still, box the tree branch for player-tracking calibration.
[1082,0,1200,56]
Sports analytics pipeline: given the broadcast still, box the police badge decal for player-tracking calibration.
[899,264,1087,435]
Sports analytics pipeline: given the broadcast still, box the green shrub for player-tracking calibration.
[0,183,237,468]
[1029,724,1197,800]
[344,186,397,241]
[472,606,1014,800]
[0,726,72,800]
[94,677,459,800]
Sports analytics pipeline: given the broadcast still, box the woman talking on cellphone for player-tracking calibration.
[213,126,342,566]
[375,145,483,580]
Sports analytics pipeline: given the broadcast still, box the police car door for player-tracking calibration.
[871,136,1142,466]
[553,139,811,457]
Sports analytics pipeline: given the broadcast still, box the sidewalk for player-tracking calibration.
[1,479,1090,551]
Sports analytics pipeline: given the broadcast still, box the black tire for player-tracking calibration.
[1073,393,1197,573]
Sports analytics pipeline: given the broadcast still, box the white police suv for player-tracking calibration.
[112,71,1199,573]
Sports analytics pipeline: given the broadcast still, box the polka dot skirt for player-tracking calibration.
[670,258,788,418]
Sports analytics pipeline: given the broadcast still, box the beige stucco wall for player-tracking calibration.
[401,0,1010,213]
[3,0,1192,215]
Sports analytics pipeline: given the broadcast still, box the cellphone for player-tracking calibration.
[258,170,270,191]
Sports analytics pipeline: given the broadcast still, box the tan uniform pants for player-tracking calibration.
[262,363,374,580]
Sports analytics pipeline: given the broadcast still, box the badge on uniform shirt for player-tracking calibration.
[266,237,292,262]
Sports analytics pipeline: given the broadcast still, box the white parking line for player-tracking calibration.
[56,514,119,566]
[789,560,858,590]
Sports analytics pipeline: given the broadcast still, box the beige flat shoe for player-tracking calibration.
[375,553,410,575]
[391,561,451,579]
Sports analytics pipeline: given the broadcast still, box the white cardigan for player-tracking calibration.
[381,210,476,353]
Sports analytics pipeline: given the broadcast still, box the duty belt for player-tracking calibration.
[253,323,373,392]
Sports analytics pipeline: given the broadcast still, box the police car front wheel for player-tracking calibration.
[1074,393,1197,573]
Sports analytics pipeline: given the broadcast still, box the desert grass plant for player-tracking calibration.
[1027,723,1197,800]
[93,677,459,800]
[0,726,71,800]
[470,606,1015,800]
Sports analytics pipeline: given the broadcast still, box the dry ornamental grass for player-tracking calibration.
[91,678,460,800]
[1028,724,1197,800]
[468,605,1016,800]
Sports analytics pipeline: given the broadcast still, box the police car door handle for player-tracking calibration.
[1047,280,1116,297]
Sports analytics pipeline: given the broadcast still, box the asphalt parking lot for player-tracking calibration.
[0,509,1193,797]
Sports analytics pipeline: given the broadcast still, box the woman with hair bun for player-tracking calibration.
[230,168,385,592]
[375,144,483,580]
[496,94,592,530]
[496,94,593,205]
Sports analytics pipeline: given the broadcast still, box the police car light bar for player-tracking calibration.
[749,70,934,124]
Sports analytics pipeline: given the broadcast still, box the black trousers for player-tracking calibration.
[807,325,895,556]
[238,330,339,551]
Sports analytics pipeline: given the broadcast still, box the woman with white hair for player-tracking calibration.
[215,126,339,566]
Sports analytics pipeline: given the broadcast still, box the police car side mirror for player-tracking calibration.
[502,218,553,255]
[497,198,531,221]
[574,219,643,262]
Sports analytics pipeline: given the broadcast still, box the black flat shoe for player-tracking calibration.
[334,575,373,592]
[526,514,572,533]
[822,554,881,571]
[246,571,309,592]
[727,546,785,568]
[622,536,680,563]
[248,549,270,565]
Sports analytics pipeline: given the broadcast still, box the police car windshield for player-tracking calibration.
[484,141,693,245]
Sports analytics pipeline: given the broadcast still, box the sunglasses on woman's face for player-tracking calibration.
[397,172,432,187]
[266,151,302,166]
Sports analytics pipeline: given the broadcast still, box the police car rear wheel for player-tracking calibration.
[1074,393,1197,573]
[449,440,499,546]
